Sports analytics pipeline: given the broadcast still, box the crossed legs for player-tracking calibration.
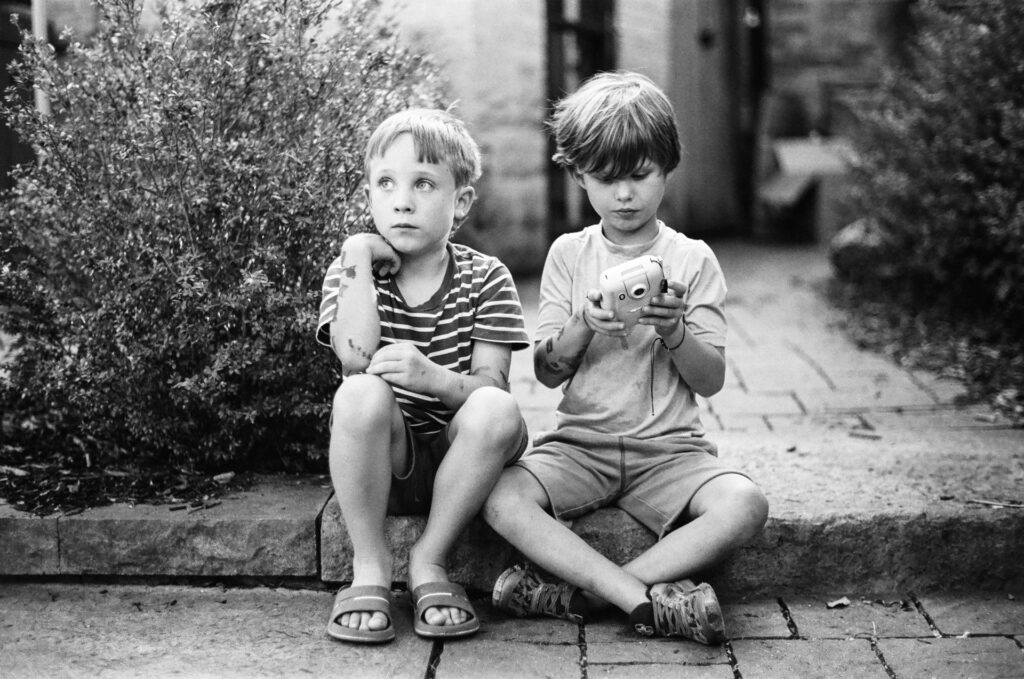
[482,465,769,616]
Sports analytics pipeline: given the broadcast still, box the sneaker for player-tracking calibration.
[646,579,726,645]
[491,565,581,622]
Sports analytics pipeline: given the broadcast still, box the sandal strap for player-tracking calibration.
[412,582,476,619]
[331,585,391,623]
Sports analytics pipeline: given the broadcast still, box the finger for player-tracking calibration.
[366,359,399,375]
[589,306,619,322]
[665,279,687,296]
[651,291,683,307]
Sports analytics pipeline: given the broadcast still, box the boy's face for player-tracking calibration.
[365,133,474,259]
[575,161,667,246]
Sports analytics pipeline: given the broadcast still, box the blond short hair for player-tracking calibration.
[364,108,482,188]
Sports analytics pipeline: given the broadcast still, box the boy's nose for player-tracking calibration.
[393,188,414,212]
[614,181,633,201]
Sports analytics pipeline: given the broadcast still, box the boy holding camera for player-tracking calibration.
[318,108,530,643]
[483,72,768,644]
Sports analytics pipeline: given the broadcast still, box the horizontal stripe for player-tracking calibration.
[317,242,529,431]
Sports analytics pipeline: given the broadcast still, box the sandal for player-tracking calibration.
[326,585,396,644]
[646,579,726,645]
[492,564,582,622]
[411,582,480,639]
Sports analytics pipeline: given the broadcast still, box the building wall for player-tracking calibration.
[765,0,910,135]
[617,0,671,86]
[384,0,549,274]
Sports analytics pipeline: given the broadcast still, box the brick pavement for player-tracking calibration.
[2,582,1022,678]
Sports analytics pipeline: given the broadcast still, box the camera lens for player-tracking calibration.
[629,284,648,298]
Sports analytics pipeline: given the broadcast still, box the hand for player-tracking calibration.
[638,279,686,339]
[582,289,628,337]
[343,232,401,277]
[366,342,438,393]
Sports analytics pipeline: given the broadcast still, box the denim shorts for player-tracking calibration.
[515,428,748,538]
[388,416,529,516]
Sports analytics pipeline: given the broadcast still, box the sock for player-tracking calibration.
[567,590,588,619]
[629,601,655,636]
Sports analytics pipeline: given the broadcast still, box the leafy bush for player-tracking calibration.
[0,0,445,473]
[841,0,1024,341]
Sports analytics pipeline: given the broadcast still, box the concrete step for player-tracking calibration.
[4,408,1023,595]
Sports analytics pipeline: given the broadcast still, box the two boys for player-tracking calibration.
[319,72,768,644]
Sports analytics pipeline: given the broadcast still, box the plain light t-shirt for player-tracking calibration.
[536,222,727,442]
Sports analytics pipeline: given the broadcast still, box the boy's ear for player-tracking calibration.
[570,169,587,190]
[453,185,476,221]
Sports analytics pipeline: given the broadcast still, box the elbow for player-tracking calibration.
[535,370,564,389]
[337,350,370,376]
[694,377,725,399]
[532,355,567,389]
[692,368,726,398]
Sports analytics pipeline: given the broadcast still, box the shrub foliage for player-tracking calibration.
[0,0,445,472]
[842,0,1024,340]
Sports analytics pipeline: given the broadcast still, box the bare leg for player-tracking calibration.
[486,470,769,615]
[581,474,769,611]
[409,387,526,627]
[329,374,407,633]
[623,474,768,583]
[483,467,650,614]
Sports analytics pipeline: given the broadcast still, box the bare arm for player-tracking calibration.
[533,290,626,388]
[638,279,726,397]
[328,233,400,375]
[367,339,512,409]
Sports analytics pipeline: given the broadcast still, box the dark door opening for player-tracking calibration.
[545,0,616,244]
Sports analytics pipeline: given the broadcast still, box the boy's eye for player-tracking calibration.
[377,177,394,190]
[632,171,650,180]
[415,179,434,191]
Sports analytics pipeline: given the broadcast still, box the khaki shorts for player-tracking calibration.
[388,416,529,516]
[515,428,748,538]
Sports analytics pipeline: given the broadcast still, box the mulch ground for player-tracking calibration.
[0,459,253,517]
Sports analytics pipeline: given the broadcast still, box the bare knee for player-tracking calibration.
[724,480,769,541]
[332,374,395,435]
[693,475,769,542]
[453,386,523,451]
[482,467,547,526]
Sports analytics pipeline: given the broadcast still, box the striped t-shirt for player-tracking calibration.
[317,242,530,435]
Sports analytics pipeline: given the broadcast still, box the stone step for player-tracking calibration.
[6,469,1022,596]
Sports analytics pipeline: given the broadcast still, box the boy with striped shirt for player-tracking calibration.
[317,108,530,643]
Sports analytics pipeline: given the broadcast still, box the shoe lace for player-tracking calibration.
[533,583,579,621]
[652,587,703,641]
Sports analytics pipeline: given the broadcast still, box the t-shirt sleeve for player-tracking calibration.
[471,259,531,350]
[681,243,728,349]
[315,256,344,348]
[535,236,575,340]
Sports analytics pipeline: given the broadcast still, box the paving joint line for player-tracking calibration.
[867,635,898,679]
[783,339,837,390]
[902,368,941,404]
[908,592,942,638]
[424,639,442,679]
[776,596,800,639]
[789,391,808,415]
[724,639,743,679]
[576,620,588,679]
